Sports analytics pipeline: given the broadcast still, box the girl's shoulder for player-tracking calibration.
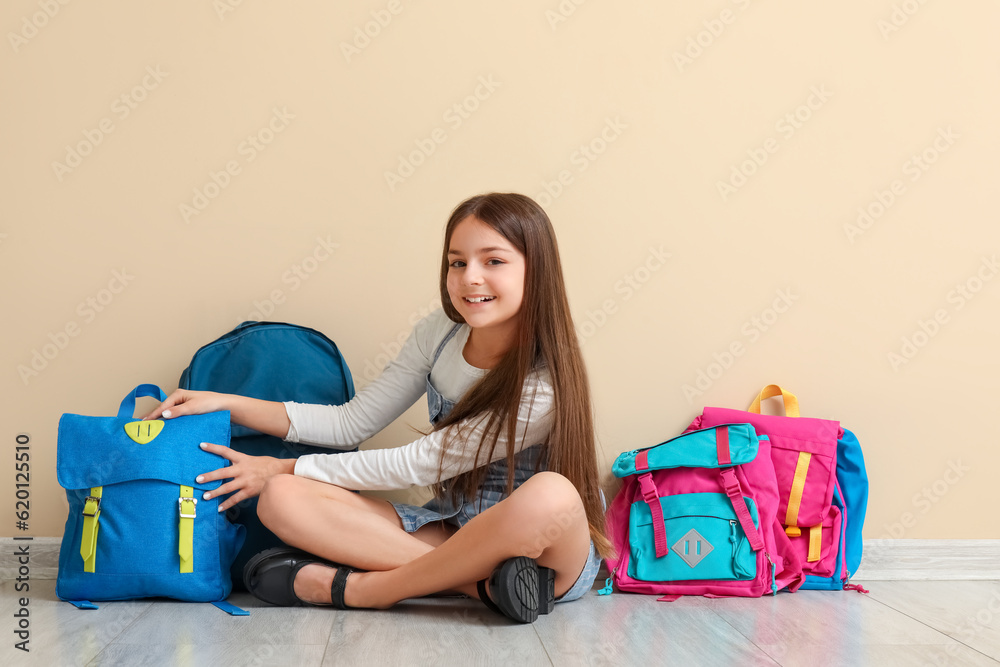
[409,307,465,360]
[525,364,554,398]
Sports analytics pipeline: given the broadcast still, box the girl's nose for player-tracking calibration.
[464,263,484,285]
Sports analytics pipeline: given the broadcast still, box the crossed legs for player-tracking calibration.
[255,471,592,609]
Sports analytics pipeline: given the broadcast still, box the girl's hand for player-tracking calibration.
[196,443,296,512]
[143,389,228,421]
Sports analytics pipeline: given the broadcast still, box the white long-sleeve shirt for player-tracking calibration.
[286,309,554,491]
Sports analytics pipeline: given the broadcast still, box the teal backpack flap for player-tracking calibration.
[612,423,762,477]
[55,384,246,605]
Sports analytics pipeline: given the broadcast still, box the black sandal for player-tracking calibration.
[477,556,556,623]
[244,547,365,608]
[329,565,359,610]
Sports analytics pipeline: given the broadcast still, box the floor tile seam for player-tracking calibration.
[83,600,159,667]
[530,621,556,666]
[698,599,784,666]
[856,591,997,656]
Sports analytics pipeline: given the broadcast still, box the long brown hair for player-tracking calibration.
[434,192,611,559]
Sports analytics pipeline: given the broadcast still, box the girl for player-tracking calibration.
[144,192,611,623]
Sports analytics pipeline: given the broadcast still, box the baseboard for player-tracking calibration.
[3,538,999,581]
[2,537,60,580]
[852,539,1000,580]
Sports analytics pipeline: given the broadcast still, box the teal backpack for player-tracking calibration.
[179,320,356,586]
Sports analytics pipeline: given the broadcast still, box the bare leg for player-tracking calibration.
[286,471,593,609]
[256,474,454,571]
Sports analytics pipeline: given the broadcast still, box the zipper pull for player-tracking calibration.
[597,568,616,595]
[765,551,777,595]
[843,572,869,594]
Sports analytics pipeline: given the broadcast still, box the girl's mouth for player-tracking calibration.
[464,296,496,303]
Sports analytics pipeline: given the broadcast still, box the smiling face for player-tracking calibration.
[446,215,526,339]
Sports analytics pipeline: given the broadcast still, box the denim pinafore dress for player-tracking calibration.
[391,323,545,533]
[390,322,604,602]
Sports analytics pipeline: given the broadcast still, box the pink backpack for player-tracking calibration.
[602,423,804,600]
[696,386,865,590]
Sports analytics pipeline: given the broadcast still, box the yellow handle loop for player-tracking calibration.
[748,385,800,418]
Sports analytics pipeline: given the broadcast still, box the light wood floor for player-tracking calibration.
[3,578,999,666]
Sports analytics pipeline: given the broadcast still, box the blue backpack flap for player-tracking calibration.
[800,427,869,590]
[56,384,246,607]
[178,321,356,585]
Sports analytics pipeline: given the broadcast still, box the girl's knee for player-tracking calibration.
[505,472,587,554]
[257,473,300,528]
[521,472,584,515]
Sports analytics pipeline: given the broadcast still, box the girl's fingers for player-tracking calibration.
[143,395,177,420]
[195,463,231,485]
[216,490,247,513]
[203,479,240,501]
[199,442,241,461]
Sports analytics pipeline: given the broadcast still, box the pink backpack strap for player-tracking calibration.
[637,473,669,558]
[719,468,765,552]
[636,449,650,471]
[716,426,731,465]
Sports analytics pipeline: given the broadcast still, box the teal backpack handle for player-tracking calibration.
[117,384,168,419]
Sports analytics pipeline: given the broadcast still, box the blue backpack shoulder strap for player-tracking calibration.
[837,428,868,575]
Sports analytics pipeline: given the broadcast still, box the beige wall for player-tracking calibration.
[3,1,998,541]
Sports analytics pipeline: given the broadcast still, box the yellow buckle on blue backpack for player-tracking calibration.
[80,487,103,573]
[178,486,197,573]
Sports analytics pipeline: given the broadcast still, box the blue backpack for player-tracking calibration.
[56,384,246,610]
[178,321,356,585]
[800,427,869,590]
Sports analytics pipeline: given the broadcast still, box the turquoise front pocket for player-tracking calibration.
[627,492,759,583]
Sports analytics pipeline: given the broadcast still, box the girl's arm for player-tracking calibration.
[293,370,555,491]
[283,311,452,448]
[143,390,291,438]
[146,310,453,446]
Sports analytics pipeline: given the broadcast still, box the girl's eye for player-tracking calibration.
[449,260,466,268]
[486,259,505,266]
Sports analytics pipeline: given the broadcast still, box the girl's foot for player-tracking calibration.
[293,562,337,605]
[243,547,369,609]
[477,556,556,623]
